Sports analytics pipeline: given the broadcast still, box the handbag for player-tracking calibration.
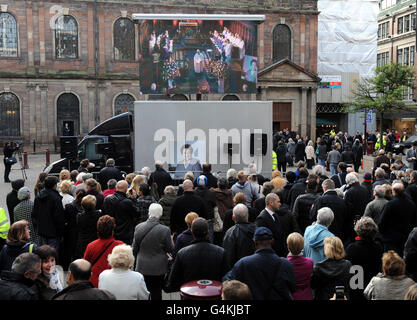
[5,157,17,165]
[213,206,223,232]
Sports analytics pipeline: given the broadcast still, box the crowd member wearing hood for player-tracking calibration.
[6,179,25,225]
[305,141,315,170]
[310,179,349,243]
[276,140,288,173]
[231,171,259,208]
[311,236,352,300]
[0,220,37,271]
[32,176,65,253]
[286,232,314,300]
[282,171,296,206]
[223,204,256,269]
[302,207,334,265]
[287,138,296,163]
[13,187,40,247]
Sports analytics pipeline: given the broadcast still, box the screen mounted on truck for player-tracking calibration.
[137,18,259,95]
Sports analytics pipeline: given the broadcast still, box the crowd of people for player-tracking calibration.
[1,132,417,300]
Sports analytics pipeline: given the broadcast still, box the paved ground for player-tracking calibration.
[0,151,394,300]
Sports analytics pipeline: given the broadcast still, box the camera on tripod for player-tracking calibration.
[11,141,22,150]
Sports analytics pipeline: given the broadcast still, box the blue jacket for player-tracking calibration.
[302,223,334,265]
[223,248,296,300]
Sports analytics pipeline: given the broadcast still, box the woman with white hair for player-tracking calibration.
[132,203,174,300]
[226,168,238,188]
[302,207,335,265]
[305,140,315,169]
[99,244,150,300]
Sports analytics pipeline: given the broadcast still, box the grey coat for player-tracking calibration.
[132,217,174,276]
[406,147,417,169]
[363,198,388,223]
[364,273,415,300]
[14,200,41,246]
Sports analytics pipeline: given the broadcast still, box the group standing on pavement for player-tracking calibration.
[1,126,417,301]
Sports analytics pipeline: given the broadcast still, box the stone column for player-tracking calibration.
[39,83,48,144]
[300,87,308,137]
[87,84,96,133]
[310,88,317,142]
[26,84,37,143]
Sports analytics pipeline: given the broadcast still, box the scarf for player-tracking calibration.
[45,267,63,292]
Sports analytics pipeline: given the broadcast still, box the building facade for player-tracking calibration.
[0,0,319,151]
[378,0,417,134]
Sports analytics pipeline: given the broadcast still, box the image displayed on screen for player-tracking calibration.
[169,141,206,179]
[138,19,258,94]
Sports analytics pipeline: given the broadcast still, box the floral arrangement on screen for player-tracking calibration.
[162,59,181,80]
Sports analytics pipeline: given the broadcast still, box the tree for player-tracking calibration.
[345,62,416,133]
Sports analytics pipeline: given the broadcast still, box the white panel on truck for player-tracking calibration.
[134,101,273,178]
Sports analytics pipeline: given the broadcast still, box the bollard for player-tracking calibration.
[23,151,29,169]
[33,140,36,153]
[46,148,50,166]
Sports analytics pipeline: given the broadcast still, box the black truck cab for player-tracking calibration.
[44,112,134,175]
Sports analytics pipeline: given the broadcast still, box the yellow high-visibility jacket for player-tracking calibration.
[0,208,10,240]
[272,151,277,171]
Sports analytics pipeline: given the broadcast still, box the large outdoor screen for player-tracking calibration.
[138,19,259,95]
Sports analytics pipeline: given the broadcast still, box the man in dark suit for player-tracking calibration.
[148,160,173,199]
[255,193,286,257]
[97,158,123,191]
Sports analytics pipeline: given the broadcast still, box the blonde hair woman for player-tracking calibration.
[310,236,352,300]
[98,244,149,300]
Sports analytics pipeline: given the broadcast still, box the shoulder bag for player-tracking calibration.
[91,240,115,267]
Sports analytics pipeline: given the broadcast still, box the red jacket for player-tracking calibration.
[103,188,116,197]
[83,237,124,287]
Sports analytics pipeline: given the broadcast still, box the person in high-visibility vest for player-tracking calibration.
[374,135,387,150]
[272,150,277,171]
[330,129,336,136]
[0,207,10,248]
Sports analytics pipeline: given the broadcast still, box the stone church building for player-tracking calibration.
[0,0,319,150]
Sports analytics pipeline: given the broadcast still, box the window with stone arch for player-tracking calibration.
[272,24,292,62]
[0,12,18,57]
[222,94,240,101]
[55,15,78,59]
[113,17,135,61]
[114,93,135,115]
[0,92,20,136]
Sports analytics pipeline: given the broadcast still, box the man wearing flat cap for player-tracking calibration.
[222,226,296,300]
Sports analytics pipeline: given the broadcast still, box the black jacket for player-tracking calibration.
[294,141,306,162]
[200,171,218,190]
[148,167,173,198]
[310,258,352,300]
[288,179,307,210]
[378,194,417,253]
[0,242,36,271]
[103,191,139,245]
[292,191,320,234]
[255,209,287,257]
[223,206,259,234]
[344,182,370,221]
[77,210,101,257]
[167,239,228,291]
[406,182,417,209]
[310,190,350,241]
[0,271,38,300]
[194,186,216,220]
[6,190,19,225]
[404,227,417,282]
[52,280,115,300]
[170,191,208,234]
[345,239,383,300]
[275,204,301,256]
[222,222,256,269]
[282,182,295,206]
[32,188,65,238]
[331,172,347,189]
[341,150,355,164]
[276,143,288,163]
[97,166,123,190]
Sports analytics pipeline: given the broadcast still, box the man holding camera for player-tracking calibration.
[3,142,19,183]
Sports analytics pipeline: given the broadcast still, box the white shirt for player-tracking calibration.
[99,268,150,300]
[265,207,276,221]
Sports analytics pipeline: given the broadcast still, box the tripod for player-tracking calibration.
[15,147,27,180]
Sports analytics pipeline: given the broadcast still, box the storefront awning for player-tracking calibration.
[316,118,337,126]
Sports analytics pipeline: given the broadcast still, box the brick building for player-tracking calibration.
[0,0,319,150]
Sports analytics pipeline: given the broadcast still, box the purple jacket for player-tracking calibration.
[286,254,314,300]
